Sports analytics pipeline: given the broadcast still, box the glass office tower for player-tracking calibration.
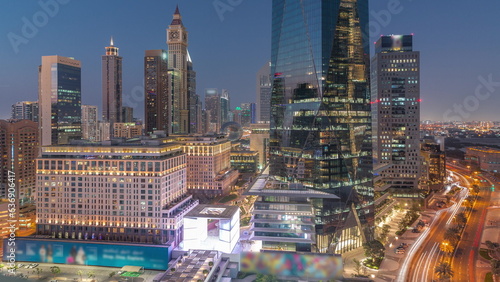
[269,0,373,253]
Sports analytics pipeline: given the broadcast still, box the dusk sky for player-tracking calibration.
[0,0,499,121]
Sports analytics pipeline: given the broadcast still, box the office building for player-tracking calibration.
[188,59,202,134]
[167,6,190,134]
[113,122,142,139]
[371,35,421,196]
[220,89,230,125]
[256,61,271,123]
[0,119,38,230]
[122,106,134,123]
[231,150,259,173]
[465,147,500,173]
[38,55,82,146]
[35,140,198,247]
[81,105,99,142]
[205,89,220,133]
[11,101,39,122]
[98,121,111,141]
[144,49,170,135]
[102,37,123,125]
[177,136,239,199]
[421,139,446,191]
[249,123,270,170]
[267,0,373,253]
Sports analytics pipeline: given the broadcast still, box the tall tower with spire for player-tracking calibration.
[102,37,123,126]
[167,5,190,134]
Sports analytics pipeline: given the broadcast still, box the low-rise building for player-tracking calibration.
[465,146,500,173]
[230,150,259,173]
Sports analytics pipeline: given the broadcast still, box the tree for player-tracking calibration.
[444,227,460,245]
[485,240,499,250]
[77,270,83,281]
[36,268,43,280]
[491,259,500,276]
[50,266,61,278]
[353,258,363,276]
[440,240,455,255]
[0,263,4,271]
[87,270,96,281]
[363,240,385,262]
[472,184,480,195]
[454,212,467,227]
[435,261,454,280]
[108,271,116,278]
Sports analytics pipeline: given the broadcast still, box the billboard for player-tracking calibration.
[240,251,342,280]
[3,238,171,270]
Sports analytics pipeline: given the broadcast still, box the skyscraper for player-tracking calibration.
[256,61,271,123]
[122,106,134,123]
[38,55,82,146]
[144,49,169,135]
[266,0,373,253]
[371,35,421,195]
[187,55,202,133]
[102,37,123,125]
[11,101,39,122]
[205,88,220,133]
[81,105,99,141]
[167,6,190,134]
[220,89,230,125]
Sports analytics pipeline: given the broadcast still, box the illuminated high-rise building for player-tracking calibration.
[11,101,39,122]
[102,37,122,125]
[144,49,169,135]
[81,105,99,141]
[205,89,220,133]
[38,55,82,146]
[263,0,373,253]
[167,5,190,134]
[371,35,421,196]
[256,61,271,123]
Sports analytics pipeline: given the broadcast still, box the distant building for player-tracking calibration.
[231,150,259,173]
[102,37,122,124]
[11,101,39,122]
[178,135,239,200]
[122,106,134,123]
[35,140,197,247]
[98,121,111,141]
[0,119,38,230]
[256,61,271,123]
[249,123,270,170]
[113,122,142,139]
[81,105,99,141]
[144,49,170,135]
[465,147,500,173]
[205,89,220,133]
[421,140,446,191]
[39,55,82,146]
[372,34,421,196]
[220,89,230,126]
[189,93,203,134]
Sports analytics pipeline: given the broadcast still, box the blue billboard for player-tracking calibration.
[3,238,171,270]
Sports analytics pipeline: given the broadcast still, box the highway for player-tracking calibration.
[399,168,470,282]
[449,165,493,282]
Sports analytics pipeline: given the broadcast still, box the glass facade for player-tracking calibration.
[51,63,82,145]
[270,0,373,253]
[144,50,169,134]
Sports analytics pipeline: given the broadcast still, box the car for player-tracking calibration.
[395,249,405,254]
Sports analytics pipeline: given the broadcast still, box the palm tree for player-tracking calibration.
[435,261,454,280]
[76,270,83,281]
[87,270,96,282]
[35,267,43,280]
[440,241,455,255]
[444,227,460,245]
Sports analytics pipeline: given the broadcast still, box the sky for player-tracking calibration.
[0,0,499,121]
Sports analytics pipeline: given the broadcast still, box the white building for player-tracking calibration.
[35,139,197,247]
[81,105,99,141]
[371,35,421,196]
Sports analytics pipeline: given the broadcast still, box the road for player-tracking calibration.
[449,165,493,282]
[401,167,470,282]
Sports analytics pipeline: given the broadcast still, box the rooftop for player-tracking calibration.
[184,204,239,219]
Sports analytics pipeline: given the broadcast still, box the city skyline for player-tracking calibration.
[1,0,499,122]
